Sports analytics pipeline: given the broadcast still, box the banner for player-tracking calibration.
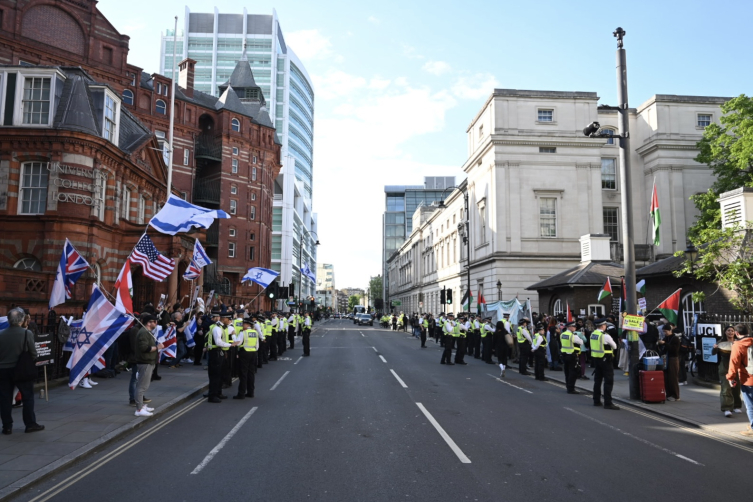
[621,314,646,332]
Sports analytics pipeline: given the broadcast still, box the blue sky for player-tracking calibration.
[100,0,752,292]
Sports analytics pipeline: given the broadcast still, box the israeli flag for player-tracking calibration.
[0,316,8,330]
[184,316,198,348]
[242,267,279,289]
[149,195,230,235]
[301,263,316,283]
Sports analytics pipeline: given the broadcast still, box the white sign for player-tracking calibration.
[638,297,647,311]
[419,301,423,308]
[697,323,722,364]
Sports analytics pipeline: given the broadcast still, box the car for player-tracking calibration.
[356,313,373,326]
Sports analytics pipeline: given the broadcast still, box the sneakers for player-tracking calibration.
[724,411,733,418]
[740,427,753,437]
[79,379,93,389]
[667,397,676,402]
[143,397,152,403]
[88,379,98,386]
[734,408,743,414]
[134,408,153,417]
[144,406,154,412]
[25,424,45,433]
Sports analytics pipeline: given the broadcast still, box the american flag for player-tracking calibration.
[130,234,175,282]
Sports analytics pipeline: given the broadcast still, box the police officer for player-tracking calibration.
[591,319,620,410]
[454,316,468,365]
[233,317,261,399]
[473,315,482,359]
[206,309,238,403]
[516,318,533,375]
[302,312,312,356]
[220,310,236,388]
[267,313,278,361]
[288,311,297,349]
[230,309,244,378]
[560,320,583,394]
[440,314,455,365]
[531,323,548,381]
[277,313,287,355]
[254,316,265,369]
[420,315,429,348]
[481,317,494,363]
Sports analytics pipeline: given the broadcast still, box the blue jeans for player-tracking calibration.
[741,385,753,428]
[129,364,138,402]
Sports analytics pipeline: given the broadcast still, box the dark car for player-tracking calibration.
[357,314,373,326]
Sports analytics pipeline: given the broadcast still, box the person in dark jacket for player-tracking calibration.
[0,308,43,434]
[133,315,162,417]
[659,326,681,401]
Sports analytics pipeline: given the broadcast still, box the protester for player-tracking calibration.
[713,325,742,418]
[658,326,681,401]
[134,315,162,417]
[726,324,753,437]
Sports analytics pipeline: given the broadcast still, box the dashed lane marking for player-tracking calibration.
[379,355,387,363]
[390,369,408,388]
[270,371,290,391]
[416,403,471,464]
[191,407,259,474]
[294,356,303,365]
[486,373,533,394]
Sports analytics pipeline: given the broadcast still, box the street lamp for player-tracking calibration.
[298,229,320,313]
[437,185,471,312]
[684,243,699,270]
[496,280,502,301]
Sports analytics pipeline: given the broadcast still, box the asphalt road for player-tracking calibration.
[12,319,753,502]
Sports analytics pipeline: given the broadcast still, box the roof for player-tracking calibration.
[526,261,625,290]
[218,58,259,94]
[215,86,248,115]
[636,254,685,278]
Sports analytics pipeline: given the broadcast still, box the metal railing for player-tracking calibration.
[195,134,222,161]
[205,222,219,247]
[193,178,221,205]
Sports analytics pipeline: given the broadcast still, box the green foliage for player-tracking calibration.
[348,295,361,309]
[369,275,383,301]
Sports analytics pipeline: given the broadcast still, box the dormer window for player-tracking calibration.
[231,118,240,132]
[245,88,259,100]
[103,91,120,145]
[22,77,51,124]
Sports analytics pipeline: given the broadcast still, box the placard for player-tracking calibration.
[621,314,646,332]
[638,297,647,312]
[696,323,722,364]
[700,337,719,364]
[34,330,54,366]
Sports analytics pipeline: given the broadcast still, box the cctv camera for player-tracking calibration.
[582,122,601,137]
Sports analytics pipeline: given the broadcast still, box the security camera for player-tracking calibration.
[583,122,601,137]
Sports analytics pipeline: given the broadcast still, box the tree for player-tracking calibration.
[677,95,753,313]
[348,295,361,309]
[369,275,383,303]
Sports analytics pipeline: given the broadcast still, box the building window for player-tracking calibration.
[251,193,256,201]
[22,77,51,124]
[230,185,237,195]
[552,299,563,317]
[103,93,118,144]
[232,147,238,155]
[232,159,238,174]
[250,206,256,220]
[122,187,131,221]
[603,207,619,242]
[697,114,712,128]
[183,149,190,165]
[231,118,240,132]
[249,247,255,261]
[230,200,237,215]
[603,129,615,145]
[155,99,166,115]
[252,167,257,181]
[229,228,236,237]
[539,198,557,237]
[588,304,605,316]
[228,242,236,258]
[250,233,255,241]
[122,89,134,106]
[253,156,257,164]
[478,125,483,138]
[539,147,556,153]
[537,109,553,122]
[478,203,486,243]
[137,195,145,224]
[13,257,42,272]
[156,83,162,95]
[19,162,48,214]
[163,83,169,96]
[180,191,187,200]
[601,158,616,190]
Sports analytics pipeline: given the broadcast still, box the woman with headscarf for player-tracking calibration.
[712,325,742,417]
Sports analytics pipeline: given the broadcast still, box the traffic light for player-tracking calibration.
[440,289,446,305]
[267,281,277,299]
[446,290,453,304]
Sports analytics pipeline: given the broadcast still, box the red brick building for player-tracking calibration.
[0,0,281,314]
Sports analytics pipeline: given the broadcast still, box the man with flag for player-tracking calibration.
[134,314,162,417]
[49,239,89,310]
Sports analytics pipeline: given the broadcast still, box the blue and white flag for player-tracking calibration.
[49,239,90,310]
[149,195,230,235]
[67,286,133,389]
[242,267,279,289]
[184,316,198,348]
[183,239,212,281]
[0,317,8,330]
[301,263,316,283]
[157,325,177,362]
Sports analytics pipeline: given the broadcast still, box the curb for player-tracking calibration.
[0,380,210,502]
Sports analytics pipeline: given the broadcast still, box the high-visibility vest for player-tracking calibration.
[423,319,429,328]
[452,323,461,338]
[533,333,547,349]
[241,329,258,352]
[589,330,612,358]
[206,323,223,349]
[221,324,230,351]
[481,324,491,337]
[264,320,272,338]
[233,318,243,336]
[517,326,529,344]
[560,331,580,354]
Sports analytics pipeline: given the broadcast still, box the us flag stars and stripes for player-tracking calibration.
[130,234,175,282]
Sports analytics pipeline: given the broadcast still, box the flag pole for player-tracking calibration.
[641,288,683,318]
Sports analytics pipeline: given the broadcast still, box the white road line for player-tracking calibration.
[486,374,533,394]
[294,356,303,365]
[270,371,290,391]
[379,355,387,363]
[372,346,378,352]
[390,369,408,388]
[564,407,704,466]
[361,333,365,337]
[191,407,258,474]
[416,403,471,464]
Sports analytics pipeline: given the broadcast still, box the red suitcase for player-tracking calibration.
[639,370,666,403]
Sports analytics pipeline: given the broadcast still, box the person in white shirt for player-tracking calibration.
[441,314,456,365]
[517,318,533,376]
[531,323,548,381]
[287,313,297,350]
[454,317,469,365]
[472,316,482,359]
[302,313,313,356]
[482,317,495,364]
[206,310,238,403]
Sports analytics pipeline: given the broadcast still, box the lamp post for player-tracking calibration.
[497,280,502,302]
[298,229,320,313]
[437,185,471,314]
[684,243,699,271]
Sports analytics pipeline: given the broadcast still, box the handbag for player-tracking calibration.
[14,330,38,383]
[504,333,514,348]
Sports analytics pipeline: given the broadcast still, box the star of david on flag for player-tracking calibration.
[183,239,212,281]
[49,239,90,310]
[241,267,279,289]
[301,263,316,284]
[184,316,198,348]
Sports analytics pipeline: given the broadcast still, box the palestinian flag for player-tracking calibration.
[636,279,646,296]
[477,290,486,314]
[657,288,682,325]
[597,277,612,302]
[566,302,574,323]
[650,180,661,246]
[461,289,472,311]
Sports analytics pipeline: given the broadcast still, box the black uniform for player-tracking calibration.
[234,321,258,399]
[302,317,312,356]
[454,320,467,365]
[206,318,227,402]
[440,320,455,364]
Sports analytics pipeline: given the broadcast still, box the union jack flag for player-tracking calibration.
[130,234,175,282]
[49,239,90,310]
[157,325,177,362]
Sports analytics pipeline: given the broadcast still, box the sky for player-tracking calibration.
[100,0,753,292]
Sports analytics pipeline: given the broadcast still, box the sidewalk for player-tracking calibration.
[0,364,209,500]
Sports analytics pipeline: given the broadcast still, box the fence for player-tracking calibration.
[694,313,753,383]
[26,311,81,384]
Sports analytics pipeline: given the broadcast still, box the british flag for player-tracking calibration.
[157,325,177,362]
[49,239,90,310]
[130,234,175,282]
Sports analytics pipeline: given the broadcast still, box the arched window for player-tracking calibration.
[231,118,240,132]
[14,257,42,272]
[122,89,134,106]
[156,99,166,115]
[681,292,705,335]
[552,299,563,317]
[603,128,616,145]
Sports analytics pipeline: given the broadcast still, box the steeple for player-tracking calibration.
[217,52,265,107]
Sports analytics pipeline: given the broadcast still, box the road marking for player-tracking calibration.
[564,407,704,466]
[372,346,378,352]
[28,398,205,502]
[361,333,365,337]
[270,371,290,391]
[294,356,303,365]
[486,374,533,394]
[416,403,471,464]
[191,407,258,474]
[379,355,387,363]
[390,369,408,388]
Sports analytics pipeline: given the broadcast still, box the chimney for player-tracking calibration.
[579,234,611,263]
[718,187,753,229]
[178,58,196,98]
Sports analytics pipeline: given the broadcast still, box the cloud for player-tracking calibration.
[285,29,334,60]
[368,78,391,90]
[422,60,452,76]
[401,44,424,60]
[312,70,367,100]
[451,73,500,100]
[368,16,380,24]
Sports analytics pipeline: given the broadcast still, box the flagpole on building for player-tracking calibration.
[166,15,178,200]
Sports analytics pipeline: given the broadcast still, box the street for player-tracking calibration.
[13,319,753,502]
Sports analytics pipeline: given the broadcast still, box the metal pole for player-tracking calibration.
[614,27,639,400]
[465,191,471,314]
[166,16,178,199]
[298,237,302,313]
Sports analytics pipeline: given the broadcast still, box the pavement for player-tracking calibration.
[2,320,752,502]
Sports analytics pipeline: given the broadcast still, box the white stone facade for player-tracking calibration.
[387,89,727,314]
